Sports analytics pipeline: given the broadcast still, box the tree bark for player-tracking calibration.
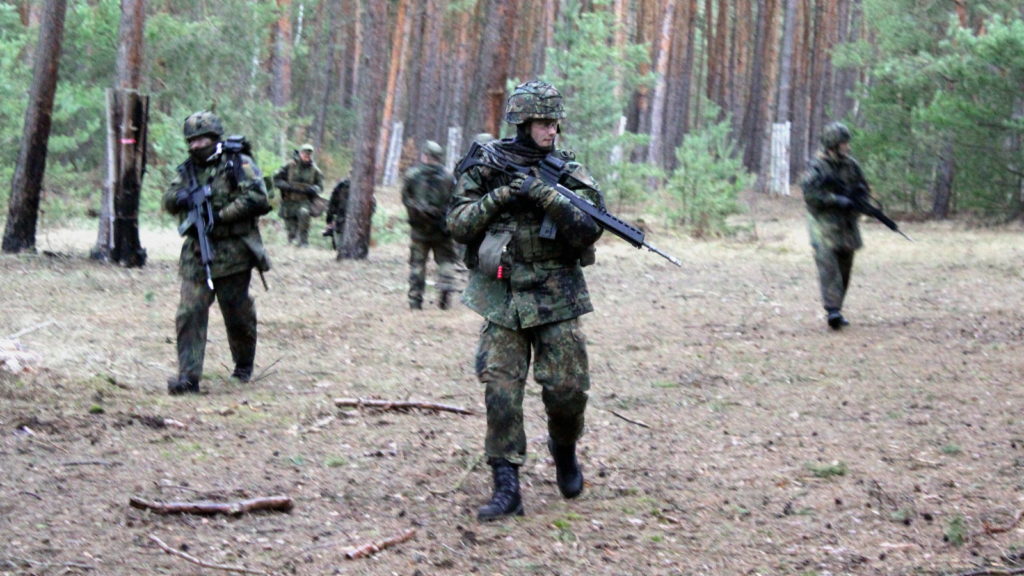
[646,0,677,171]
[338,0,388,259]
[3,0,67,254]
[930,143,956,219]
[270,0,293,108]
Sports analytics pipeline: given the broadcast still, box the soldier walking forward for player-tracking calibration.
[447,80,604,521]
[802,122,870,330]
[274,143,324,247]
[163,111,272,394]
[401,140,459,310]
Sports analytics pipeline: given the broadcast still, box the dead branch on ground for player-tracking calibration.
[983,509,1024,535]
[335,397,474,415]
[130,495,293,516]
[148,534,268,575]
[345,529,416,560]
[605,408,652,429]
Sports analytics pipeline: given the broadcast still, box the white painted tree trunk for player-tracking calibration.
[770,122,791,196]
[382,121,404,187]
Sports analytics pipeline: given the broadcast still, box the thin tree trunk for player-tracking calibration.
[3,0,67,254]
[339,0,387,259]
[270,0,293,108]
[377,0,406,179]
[931,143,955,219]
[646,0,676,171]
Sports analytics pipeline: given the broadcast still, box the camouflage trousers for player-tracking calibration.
[408,236,459,307]
[475,318,590,465]
[175,270,257,384]
[813,245,855,311]
[281,200,311,245]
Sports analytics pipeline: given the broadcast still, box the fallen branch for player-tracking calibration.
[335,397,474,416]
[7,319,57,340]
[983,509,1024,535]
[130,495,293,516]
[148,534,267,575]
[345,529,416,560]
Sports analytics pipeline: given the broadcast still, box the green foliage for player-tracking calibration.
[854,1,1024,219]
[665,104,751,236]
[944,514,967,546]
[542,0,657,209]
[806,461,848,479]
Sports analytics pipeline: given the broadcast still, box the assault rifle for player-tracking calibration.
[458,142,682,266]
[177,171,216,290]
[826,176,913,242]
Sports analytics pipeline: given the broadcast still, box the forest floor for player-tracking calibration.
[1,188,1023,576]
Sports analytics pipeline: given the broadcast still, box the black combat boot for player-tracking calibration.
[438,291,452,310]
[826,308,849,330]
[167,376,199,395]
[548,438,584,499]
[477,460,524,521]
[231,365,253,383]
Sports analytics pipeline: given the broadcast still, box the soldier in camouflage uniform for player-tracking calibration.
[802,121,868,330]
[401,141,459,310]
[447,80,604,521]
[324,178,350,249]
[274,143,324,246]
[163,111,272,395]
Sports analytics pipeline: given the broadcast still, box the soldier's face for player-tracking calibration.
[188,135,214,151]
[299,150,312,163]
[530,120,559,148]
[838,142,850,156]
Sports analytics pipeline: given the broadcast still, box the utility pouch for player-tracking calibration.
[478,227,514,279]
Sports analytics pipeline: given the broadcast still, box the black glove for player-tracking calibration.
[174,189,190,209]
[833,195,855,209]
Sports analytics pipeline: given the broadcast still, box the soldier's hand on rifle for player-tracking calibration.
[518,176,558,205]
[489,184,518,206]
[305,184,321,196]
[174,189,191,209]
[833,195,855,210]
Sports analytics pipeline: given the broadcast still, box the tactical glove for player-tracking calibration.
[833,195,855,209]
[305,184,322,196]
[489,185,516,206]
[519,176,558,206]
[174,189,191,209]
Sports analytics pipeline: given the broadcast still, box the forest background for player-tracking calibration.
[1,0,1023,253]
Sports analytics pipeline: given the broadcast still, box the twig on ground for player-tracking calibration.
[605,409,652,429]
[148,534,268,575]
[130,495,294,516]
[251,357,281,384]
[345,529,416,560]
[983,509,1024,535]
[7,319,57,340]
[62,460,121,467]
[335,397,474,416]
[428,454,485,495]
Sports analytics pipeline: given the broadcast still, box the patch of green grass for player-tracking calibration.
[941,443,962,455]
[806,461,848,479]
[651,380,678,389]
[945,515,967,546]
[551,517,576,542]
[324,456,347,468]
[88,404,104,414]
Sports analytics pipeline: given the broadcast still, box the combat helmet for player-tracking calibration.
[299,143,315,153]
[422,140,444,161]
[820,122,851,150]
[183,111,224,141]
[504,80,565,125]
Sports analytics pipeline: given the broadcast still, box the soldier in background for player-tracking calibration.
[447,80,604,521]
[802,121,869,330]
[324,178,350,250]
[401,141,459,310]
[274,143,324,247]
[162,111,272,395]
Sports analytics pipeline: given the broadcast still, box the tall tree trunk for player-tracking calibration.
[930,143,956,219]
[775,0,796,124]
[790,0,811,177]
[466,0,515,139]
[339,0,387,259]
[3,0,67,254]
[377,0,407,179]
[646,0,676,171]
[270,0,293,108]
[93,0,148,267]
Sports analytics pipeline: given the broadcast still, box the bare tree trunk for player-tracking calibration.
[270,0,293,108]
[775,0,796,124]
[2,0,67,254]
[646,0,676,171]
[465,0,515,140]
[338,0,388,259]
[930,143,956,219]
[93,0,148,267]
[377,0,407,179]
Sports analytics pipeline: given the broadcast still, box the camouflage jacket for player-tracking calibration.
[802,151,866,252]
[447,140,603,329]
[163,152,272,281]
[401,162,455,241]
[273,159,324,205]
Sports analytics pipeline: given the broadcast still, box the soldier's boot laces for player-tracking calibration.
[548,438,584,499]
[827,310,849,330]
[167,376,199,396]
[477,460,524,522]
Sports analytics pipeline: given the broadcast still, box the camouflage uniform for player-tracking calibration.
[274,144,324,246]
[401,141,459,310]
[448,80,603,520]
[802,122,867,328]
[163,111,272,394]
